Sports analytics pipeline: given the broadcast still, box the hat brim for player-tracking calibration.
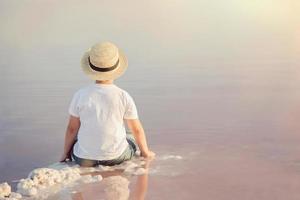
[81,48,128,81]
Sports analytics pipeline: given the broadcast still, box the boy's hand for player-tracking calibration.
[141,150,156,159]
[60,152,71,162]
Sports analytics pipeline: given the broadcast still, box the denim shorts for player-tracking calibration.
[71,134,137,167]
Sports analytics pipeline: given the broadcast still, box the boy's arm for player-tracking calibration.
[60,115,80,162]
[125,119,155,158]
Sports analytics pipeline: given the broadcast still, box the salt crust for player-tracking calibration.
[4,158,144,199]
[1,154,182,199]
[16,167,83,198]
[158,155,183,160]
[133,168,147,175]
[0,182,22,199]
[14,166,104,199]
[0,183,11,198]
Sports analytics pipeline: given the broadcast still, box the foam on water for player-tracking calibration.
[157,155,183,160]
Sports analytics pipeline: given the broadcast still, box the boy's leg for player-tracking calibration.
[113,132,137,162]
[71,131,138,167]
[126,131,137,153]
[72,151,98,167]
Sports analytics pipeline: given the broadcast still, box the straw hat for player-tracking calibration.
[81,42,128,80]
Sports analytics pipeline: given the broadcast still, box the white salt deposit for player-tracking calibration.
[0,198,18,200]
[59,167,81,185]
[16,167,81,197]
[1,155,183,199]
[0,182,22,200]
[79,175,103,184]
[7,192,22,199]
[10,165,104,199]
[97,165,114,171]
[0,182,11,198]
[123,162,139,171]
[159,155,183,160]
[29,168,63,186]
[17,179,38,196]
[78,167,97,173]
[133,167,147,175]
[113,160,149,176]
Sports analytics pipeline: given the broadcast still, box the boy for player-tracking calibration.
[60,42,155,167]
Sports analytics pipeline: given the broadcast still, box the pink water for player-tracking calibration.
[1,56,300,199]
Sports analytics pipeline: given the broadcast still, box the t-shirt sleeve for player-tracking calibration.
[124,92,139,119]
[68,92,80,117]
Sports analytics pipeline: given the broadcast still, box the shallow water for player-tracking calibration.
[1,0,300,199]
[1,59,300,199]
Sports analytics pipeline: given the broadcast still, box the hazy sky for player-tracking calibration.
[0,0,299,64]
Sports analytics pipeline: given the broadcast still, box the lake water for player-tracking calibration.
[1,52,300,199]
[0,0,300,199]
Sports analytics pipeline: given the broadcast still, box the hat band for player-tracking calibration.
[88,56,119,72]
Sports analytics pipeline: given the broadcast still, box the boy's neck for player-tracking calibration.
[95,80,114,85]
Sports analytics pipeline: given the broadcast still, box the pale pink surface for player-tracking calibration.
[0,0,299,198]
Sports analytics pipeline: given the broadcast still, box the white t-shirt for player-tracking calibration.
[68,83,138,160]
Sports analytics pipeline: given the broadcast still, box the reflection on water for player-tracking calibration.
[69,159,151,200]
[71,175,145,200]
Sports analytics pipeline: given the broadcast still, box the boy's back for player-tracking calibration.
[69,83,138,160]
